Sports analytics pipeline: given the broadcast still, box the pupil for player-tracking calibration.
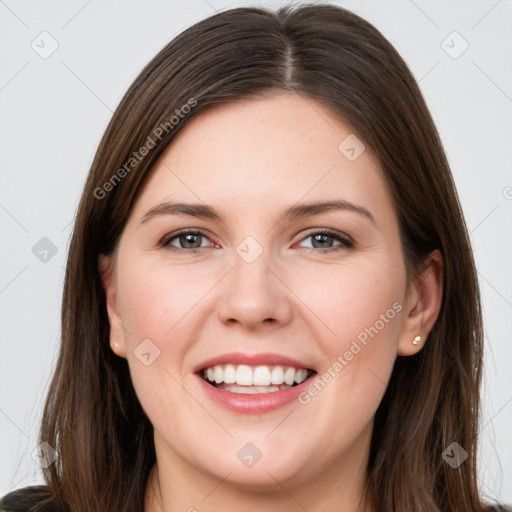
[182,234,201,248]
[312,234,331,249]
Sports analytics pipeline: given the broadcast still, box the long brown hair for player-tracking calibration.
[9,3,499,511]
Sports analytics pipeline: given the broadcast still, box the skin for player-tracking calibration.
[99,92,443,512]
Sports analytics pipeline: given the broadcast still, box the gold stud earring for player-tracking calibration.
[412,335,421,346]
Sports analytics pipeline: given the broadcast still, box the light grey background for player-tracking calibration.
[1,0,511,504]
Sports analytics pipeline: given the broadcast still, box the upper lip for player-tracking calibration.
[194,352,315,373]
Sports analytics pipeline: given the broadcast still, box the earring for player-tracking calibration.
[412,335,421,346]
[111,341,120,353]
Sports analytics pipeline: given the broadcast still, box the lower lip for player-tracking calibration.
[195,373,316,414]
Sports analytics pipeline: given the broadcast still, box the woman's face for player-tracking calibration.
[101,92,431,492]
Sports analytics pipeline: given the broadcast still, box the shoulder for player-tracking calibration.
[0,486,61,512]
[484,506,512,512]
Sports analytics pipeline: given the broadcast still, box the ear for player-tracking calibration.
[397,249,443,356]
[98,253,127,358]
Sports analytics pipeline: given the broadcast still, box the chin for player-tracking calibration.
[203,457,309,491]
[176,435,314,491]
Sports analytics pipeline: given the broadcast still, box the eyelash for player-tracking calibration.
[160,228,354,254]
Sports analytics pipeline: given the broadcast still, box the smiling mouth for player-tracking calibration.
[200,364,316,394]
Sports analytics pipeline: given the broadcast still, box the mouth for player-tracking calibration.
[198,364,317,394]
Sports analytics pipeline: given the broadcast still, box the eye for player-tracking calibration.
[160,228,353,253]
[161,229,216,252]
[296,229,353,252]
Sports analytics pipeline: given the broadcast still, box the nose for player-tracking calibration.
[217,246,293,331]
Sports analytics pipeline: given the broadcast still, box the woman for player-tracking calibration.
[1,3,509,512]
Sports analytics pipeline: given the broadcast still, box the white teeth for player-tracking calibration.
[270,366,285,384]
[236,365,253,386]
[284,367,295,385]
[224,364,236,384]
[294,369,308,384]
[202,364,311,387]
[222,384,293,394]
[253,366,271,386]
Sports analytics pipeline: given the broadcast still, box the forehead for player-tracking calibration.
[129,92,393,224]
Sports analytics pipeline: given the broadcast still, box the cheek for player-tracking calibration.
[297,257,404,346]
[114,257,221,417]
[294,259,404,412]
[117,259,209,346]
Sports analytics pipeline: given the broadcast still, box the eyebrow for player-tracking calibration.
[139,199,376,226]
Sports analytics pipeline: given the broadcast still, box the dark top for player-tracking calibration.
[1,486,61,512]
[1,485,511,511]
